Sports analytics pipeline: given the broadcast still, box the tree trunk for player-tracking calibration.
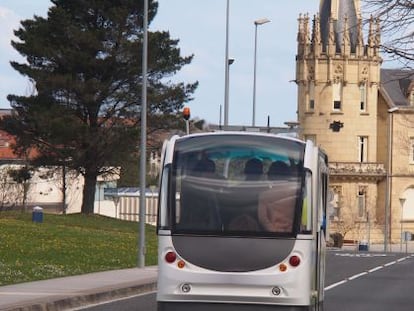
[81,170,98,214]
[62,165,67,214]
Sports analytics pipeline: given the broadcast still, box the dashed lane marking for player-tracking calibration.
[325,254,412,291]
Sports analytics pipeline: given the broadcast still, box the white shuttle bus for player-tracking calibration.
[156,132,328,311]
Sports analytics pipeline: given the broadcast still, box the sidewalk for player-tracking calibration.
[340,241,414,253]
[0,267,158,311]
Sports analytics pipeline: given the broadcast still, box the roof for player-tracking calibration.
[320,0,359,53]
[380,69,414,107]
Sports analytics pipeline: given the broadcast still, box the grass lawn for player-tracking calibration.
[0,211,157,286]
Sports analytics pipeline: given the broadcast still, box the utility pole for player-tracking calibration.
[138,0,148,268]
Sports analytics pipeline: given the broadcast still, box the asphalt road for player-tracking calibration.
[76,250,414,311]
[324,251,414,311]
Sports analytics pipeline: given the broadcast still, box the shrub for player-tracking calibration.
[330,232,344,248]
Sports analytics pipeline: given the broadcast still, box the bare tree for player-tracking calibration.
[0,166,25,211]
[330,184,376,244]
[7,165,32,212]
[363,0,414,65]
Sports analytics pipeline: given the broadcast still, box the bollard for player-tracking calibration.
[32,206,43,223]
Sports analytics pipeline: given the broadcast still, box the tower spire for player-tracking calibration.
[319,0,359,54]
[312,14,321,56]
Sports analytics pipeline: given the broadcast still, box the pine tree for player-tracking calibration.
[2,0,198,214]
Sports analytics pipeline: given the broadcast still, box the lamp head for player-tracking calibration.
[254,18,271,26]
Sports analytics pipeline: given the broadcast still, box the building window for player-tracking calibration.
[308,81,315,110]
[330,186,341,221]
[357,188,366,218]
[410,91,414,106]
[410,137,414,164]
[360,83,367,111]
[358,136,368,162]
[333,81,342,111]
[309,100,315,110]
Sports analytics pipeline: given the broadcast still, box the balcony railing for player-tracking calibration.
[329,162,386,179]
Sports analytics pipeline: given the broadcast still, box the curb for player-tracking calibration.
[2,281,157,311]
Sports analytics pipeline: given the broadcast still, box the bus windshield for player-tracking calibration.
[170,134,305,237]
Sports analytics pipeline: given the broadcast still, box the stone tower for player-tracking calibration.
[296,0,386,242]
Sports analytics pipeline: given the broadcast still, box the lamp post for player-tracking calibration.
[400,197,406,252]
[223,0,230,127]
[252,18,270,127]
[138,0,148,269]
[385,107,399,252]
[223,57,235,127]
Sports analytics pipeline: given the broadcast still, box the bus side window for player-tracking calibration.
[301,171,313,233]
[158,164,171,230]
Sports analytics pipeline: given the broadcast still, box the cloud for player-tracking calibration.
[0,7,20,50]
[0,6,27,106]
[0,6,26,64]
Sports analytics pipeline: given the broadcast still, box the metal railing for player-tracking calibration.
[329,162,386,177]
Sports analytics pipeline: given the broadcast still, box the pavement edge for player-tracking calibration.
[2,281,157,311]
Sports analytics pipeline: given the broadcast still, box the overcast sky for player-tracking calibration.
[0,1,321,127]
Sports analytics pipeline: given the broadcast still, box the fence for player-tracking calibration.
[117,193,158,225]
[102,188,159,225]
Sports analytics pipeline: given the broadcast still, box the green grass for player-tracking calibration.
[0,212,157,286]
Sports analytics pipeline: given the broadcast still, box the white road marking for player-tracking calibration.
[368,266,383,273]
[348,272,367,280]
[325,280,348,291]
[325,255,412,291]
[384,261,396,267]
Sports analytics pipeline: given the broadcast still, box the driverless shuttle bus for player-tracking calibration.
[157,132,328,311]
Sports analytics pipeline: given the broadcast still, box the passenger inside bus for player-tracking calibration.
[267,160,290,179]
[226,158,264,231]
[257,161,297,233]
[244,158,264,181]
[193,158,216,177]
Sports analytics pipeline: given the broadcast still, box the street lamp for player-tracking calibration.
[139,0,148,269]
[223,57,235,127]
[252,18,270,127]
[385,106,399,252]
[223,0,230,127]
[400,197,406,252]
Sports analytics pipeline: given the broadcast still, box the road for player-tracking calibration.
[324,251,414,311]
[77,250,414,311]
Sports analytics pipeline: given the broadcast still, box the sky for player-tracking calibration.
[0,1,321,127]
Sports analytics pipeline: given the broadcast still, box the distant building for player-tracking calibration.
[296,0,414,244]
[0,108,120,213]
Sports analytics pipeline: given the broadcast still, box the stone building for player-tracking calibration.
[296,0,414,245]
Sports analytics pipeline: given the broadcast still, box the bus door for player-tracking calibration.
[315,153,328,308]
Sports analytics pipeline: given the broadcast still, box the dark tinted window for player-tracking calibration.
[170,134,305,237]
